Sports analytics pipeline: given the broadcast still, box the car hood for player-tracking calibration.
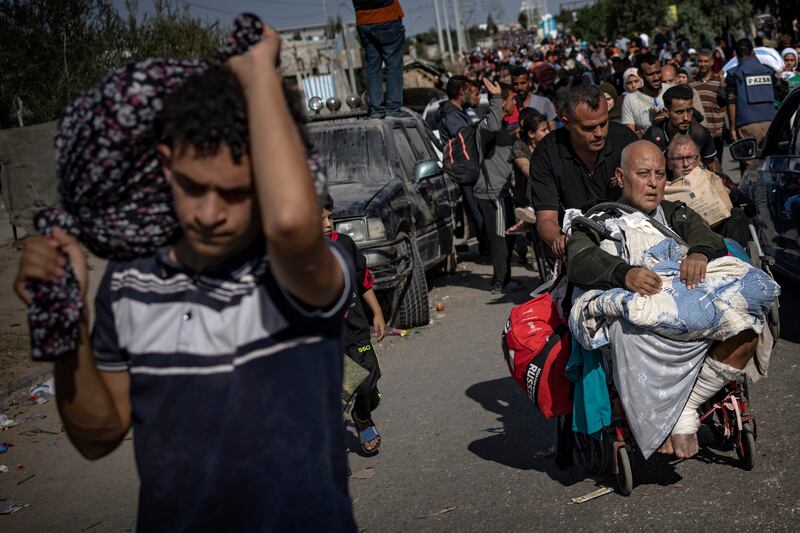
[329,181,391,218]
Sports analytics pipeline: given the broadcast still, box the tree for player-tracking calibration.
[518,11,528,30]
[0,0,222,129]
[486,14,498,35]
[674,0,754,47]
[563,0,759,45]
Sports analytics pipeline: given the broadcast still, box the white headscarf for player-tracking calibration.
[623,67,642,93]
[781,48,797,77]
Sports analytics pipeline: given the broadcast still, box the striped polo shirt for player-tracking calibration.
[93,240,357,532]
[691,73,725,138]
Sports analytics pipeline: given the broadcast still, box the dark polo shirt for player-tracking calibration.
[530,121,638,213]
[642,119,717,161]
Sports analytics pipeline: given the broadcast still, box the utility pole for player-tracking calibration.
[442,0,455,63]
[452,0,467,56]
[341,24,357,94]
[433,0,446,62]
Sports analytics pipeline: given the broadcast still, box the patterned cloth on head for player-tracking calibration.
[28,13,328,360]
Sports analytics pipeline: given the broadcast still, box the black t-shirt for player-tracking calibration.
[642,120,717,161]
[530,121,638,213]
[332,232,373,347]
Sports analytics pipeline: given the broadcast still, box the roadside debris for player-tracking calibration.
[30,378,56,404]
[417,506,456,519]
[350,467,376,480]
[0,500,30,515]
[571,486,614,504]
[435,303,445,312]
[388,328,421,337]
[20,427,60,437]
[0,442,11,454]
[0,464,8,473]
[0,414,21,430]
[17,473,36,485]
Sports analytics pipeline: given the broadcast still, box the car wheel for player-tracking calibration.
[394,234,430,328]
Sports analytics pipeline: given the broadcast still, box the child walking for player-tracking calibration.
[322,195,386,455]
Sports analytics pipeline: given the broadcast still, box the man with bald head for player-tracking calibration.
[567,141,760,459]
[567,141,726,293]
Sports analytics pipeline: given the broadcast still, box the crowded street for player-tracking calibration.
[1,250,799,531]
[2,0,800,531]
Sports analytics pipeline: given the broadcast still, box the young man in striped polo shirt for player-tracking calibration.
[691,49,726,165]
[15,28,357,531]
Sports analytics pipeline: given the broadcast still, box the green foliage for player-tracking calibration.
[0,0,222,128]
[570,0,668,41]
[518,11,528,30]
[565,0,756,45]
[674,0,754,46]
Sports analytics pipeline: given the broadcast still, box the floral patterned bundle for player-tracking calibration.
[27,13,327,360]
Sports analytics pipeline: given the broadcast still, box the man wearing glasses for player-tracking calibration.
[665,135,754,246]
[642,84,720,173]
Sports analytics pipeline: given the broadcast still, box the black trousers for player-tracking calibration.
[713,135,724,166]
[476,195,515,286]
[461,183,489,253]
[345,340,381,421]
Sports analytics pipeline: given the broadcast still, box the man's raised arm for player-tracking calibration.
[228,27,343,308]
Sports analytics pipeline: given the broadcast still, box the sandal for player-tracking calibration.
[505,220,529,235]
[352,412,381,456]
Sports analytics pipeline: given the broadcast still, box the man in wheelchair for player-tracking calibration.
[565,140,779,460]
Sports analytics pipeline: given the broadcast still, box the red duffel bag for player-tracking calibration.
[502,290,572,419]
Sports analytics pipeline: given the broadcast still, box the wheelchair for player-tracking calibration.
[569,360,757,496]
[546,202,779,496]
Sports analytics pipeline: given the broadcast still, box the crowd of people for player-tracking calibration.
[434,26,787,459]
[435,26,797,295]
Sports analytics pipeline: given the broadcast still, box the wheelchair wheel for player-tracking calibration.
[616,446,633,496]
[736,422,756,471]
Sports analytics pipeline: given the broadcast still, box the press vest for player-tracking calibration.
[731,56,775,127]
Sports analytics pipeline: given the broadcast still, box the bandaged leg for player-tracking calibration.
[671,357,745,458]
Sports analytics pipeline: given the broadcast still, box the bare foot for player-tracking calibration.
[671,433,700,459]
[657,435,674,455]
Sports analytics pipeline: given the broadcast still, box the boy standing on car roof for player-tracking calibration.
[322,194,386,455]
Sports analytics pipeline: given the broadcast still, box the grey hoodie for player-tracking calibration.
[472,94,514,200]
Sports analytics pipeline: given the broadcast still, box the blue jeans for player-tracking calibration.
[357,19,405,116]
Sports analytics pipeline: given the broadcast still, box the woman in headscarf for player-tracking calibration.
[600,81,621,121]
[621,67,642,106]
[781,48,797,76]
[781,47,800,91]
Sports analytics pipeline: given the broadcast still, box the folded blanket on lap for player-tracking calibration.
[569,211,780,350]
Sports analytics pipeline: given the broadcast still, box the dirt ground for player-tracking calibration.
[0,240,43,393]
[0,237,105,395]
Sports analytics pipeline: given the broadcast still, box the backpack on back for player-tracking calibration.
[502,291,572,419]
[442,125,481,185]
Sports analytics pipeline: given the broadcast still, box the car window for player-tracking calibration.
[391,127,418,179]
[764,89,800,156]
[404,125,431,160]
[309,124,390,185]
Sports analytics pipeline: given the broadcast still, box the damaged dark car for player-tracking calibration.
[308,112,460,328]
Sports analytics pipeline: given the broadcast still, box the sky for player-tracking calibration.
[113,0,570,37]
